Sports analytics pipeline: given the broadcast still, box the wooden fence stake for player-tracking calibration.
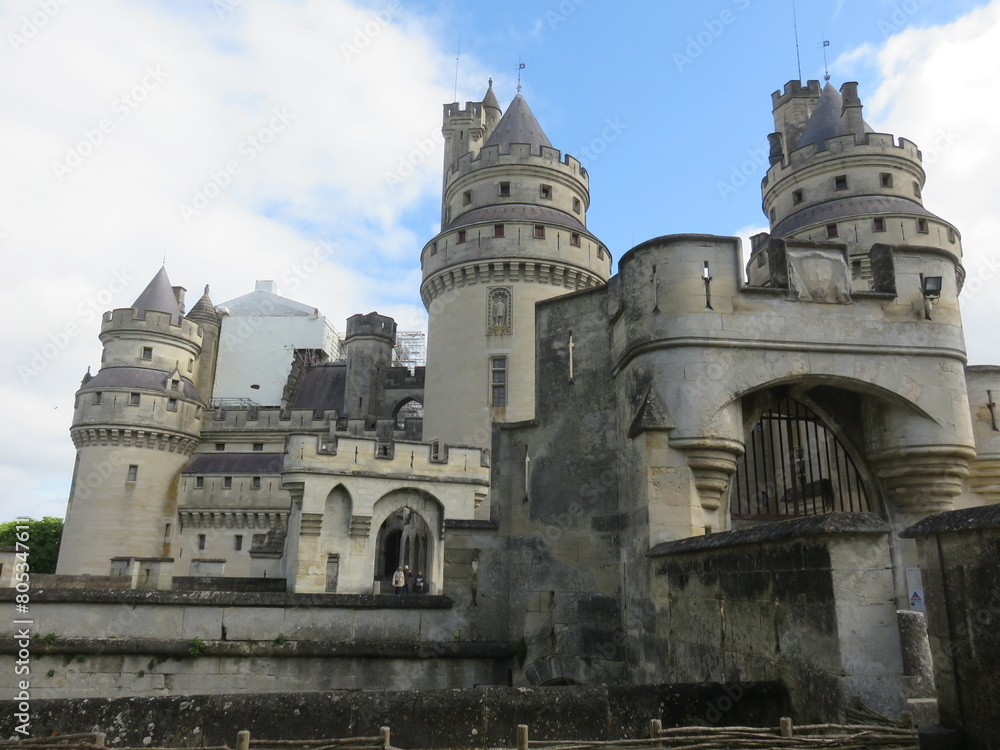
[236,730,250,750]
[648,719,661,739]
[380,726,391,749]
[779,717,793,738]
[517,724,529,750]
[94,733,106,749]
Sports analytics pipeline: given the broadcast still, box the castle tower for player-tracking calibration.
[421,84,613,450]
[56,267,207,575]
[757,80,963,291]
[343,312,396,419]
[185,285,221,405]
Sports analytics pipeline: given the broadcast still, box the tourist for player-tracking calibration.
[403,564,413,594]
[392,566,405,595]
[414,570,425,594]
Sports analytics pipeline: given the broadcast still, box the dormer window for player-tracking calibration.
[499,182,511,196]
[834,175,848,191]
[171,379,180,390]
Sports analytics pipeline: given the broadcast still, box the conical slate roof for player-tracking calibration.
[797,83,873,150]
[186,284,221,326]
[482,79,501,114]
[132,266,183,324]
[484,93,551,153]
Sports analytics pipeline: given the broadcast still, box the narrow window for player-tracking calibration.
[834,175,848,190]
[792,189,803,204]
[195,476,204,489]
[540,184,552,199]
[164,523,172,540]
[215,443,225,451]
[167,398,178,411]
[880,173,893,188]
[917,218,929,234]
[187,359,193,372]
[430,241,438,255]
[826,223,839,238]
[533,225,545,239]
[490,355,507,407]
[223,476,232,489]
[141,347,153,360]
[253,443,264,452]
[235,535,243,551]
[572,197,581,214]
[457,229,467,243]
[198,534,206,551]
[597,246,605,260]
[462,190,472,205]
[499,182,510,196]
[129,392,140,406]
[769,208,776,223]
[92,392,102,405]
[494,224,505,238]
[947,228,956,244]
[913,181,922,197]
[570,233,581,247]
[127,465,138,482]
[251,476,261,490]
[873,217,886,232]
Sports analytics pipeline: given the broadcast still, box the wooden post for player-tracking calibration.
[94,733,107,749]
[901,711,915,729]
[236,730,250,750]
[517,724,529,750]
[779,717,793,738]
[380,726,391,749]
[648,719,661,738]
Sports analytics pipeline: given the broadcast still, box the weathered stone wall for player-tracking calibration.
[0,683,789,747]
[902,505,1000,748]
[0,589,511,698]
[648,514,905,722]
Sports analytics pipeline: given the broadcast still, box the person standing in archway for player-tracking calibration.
[403,564,413,594]
[414,570,425,595]
[392,566,405,595]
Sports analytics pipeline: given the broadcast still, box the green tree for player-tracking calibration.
[0,517,64,574]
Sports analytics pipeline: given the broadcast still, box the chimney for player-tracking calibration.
[255,280,279,295]
[172,286,187,313]
[840,82,865,140]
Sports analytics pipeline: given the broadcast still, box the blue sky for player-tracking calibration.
[2,0,998,521]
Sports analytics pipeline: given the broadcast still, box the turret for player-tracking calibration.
[56,267,206,575]
[754,80,964,313]
[343,312,396,419]
[185,285,222,404]
[421,86,612,450]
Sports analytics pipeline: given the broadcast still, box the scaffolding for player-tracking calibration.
[393,331,426,371]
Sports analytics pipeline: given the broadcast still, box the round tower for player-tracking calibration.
[185,284,221,405]
[421,84,612,449]
[755,80,964,317]
[343,311,396,419]
[56,268,207,575]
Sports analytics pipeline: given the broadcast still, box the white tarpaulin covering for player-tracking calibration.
[787,247,853,304]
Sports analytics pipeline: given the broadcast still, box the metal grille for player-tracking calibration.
[730,395,872,520]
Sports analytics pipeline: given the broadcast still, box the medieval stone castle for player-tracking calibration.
[28,78,1000,728]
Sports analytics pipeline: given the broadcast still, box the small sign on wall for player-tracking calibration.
[906,567,925,612]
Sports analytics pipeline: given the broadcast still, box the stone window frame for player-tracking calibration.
[489,354,508,407]
[540,184,552,200]
[462,189,472,205]
[126,464,138,482]
[499,181,511,197]
[880,172,893,188]
[457,229,467,244]
[834,175,848,191]
[826,223,839,238]
[494,224,505,238]
[129,392,141,406]
[198,534,206,551]
[92,392,102,405]
[194,476,204,489]
[792,189,804,204]
[572,197,581,214]
[917,218,929,234]
[223,476,233,489]
[167,397,178,412]
[533,225,545,239]
[234,535,243,551]
[141,346,153,360]
[253,443,264,451]
[570,232,581,247]
[873,217,886,232]
[251,476,261,490]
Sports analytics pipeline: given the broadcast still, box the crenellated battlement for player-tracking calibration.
[771,79,822,110]
[101,307,204,341]
[443,101,484,121]
[203,405,336,431]
[448,143,588,186]
[283,433,490,480]
[764,132,924,187]
[345,312,396,343]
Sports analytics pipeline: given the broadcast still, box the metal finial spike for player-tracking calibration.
[822,39,831,82]
[517,60,525,92]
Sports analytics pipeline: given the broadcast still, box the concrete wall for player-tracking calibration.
[903,505,1000,748]
[0,683,790,747]
[648,513,905,723]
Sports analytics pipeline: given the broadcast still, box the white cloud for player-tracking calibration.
[0,0,491,521]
